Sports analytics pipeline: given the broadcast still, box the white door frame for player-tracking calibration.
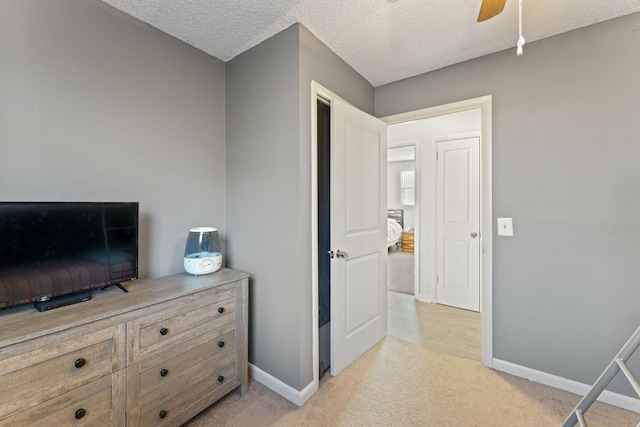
[310,82,330,402]
[381,95,493,367]
[387,139,420,297]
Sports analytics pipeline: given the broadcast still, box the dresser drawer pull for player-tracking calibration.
[159,327,169,336]
[217,341,225,348]
[159,409,168,419]
[74,358,86,369]
[75,408,86,419]
[217,307,225,314]
[217,375,224,383]
[160,368,169,377]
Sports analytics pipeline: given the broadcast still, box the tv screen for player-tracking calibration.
[0,202,138,309]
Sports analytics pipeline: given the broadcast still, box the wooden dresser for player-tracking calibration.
[401,231,415,253]
[0,269,249,427]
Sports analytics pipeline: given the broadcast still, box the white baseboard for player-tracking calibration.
[249,363,318,407]
[251,358,640,413]
[493,358,640,413]
[417,293,433,303]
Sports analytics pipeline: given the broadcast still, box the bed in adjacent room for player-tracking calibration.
[387,209,404,250]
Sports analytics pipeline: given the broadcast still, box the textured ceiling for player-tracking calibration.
[101,0,640,87]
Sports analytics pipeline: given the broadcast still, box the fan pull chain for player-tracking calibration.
[517,0,525,56]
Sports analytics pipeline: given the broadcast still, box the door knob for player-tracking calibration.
[470,232,478,238]
[336,249,347,259]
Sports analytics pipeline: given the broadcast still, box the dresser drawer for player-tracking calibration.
[138,353,236,427]
[129,286,236,363]
[0,326,124,420]
[0,373,124,427]
[138,328,235,394]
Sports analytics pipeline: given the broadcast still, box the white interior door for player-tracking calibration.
[436,136,480,312]
[330,98,388,376]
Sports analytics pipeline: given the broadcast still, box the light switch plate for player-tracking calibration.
[497,218,513,236]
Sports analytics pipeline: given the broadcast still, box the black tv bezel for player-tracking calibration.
[0,201,139,310]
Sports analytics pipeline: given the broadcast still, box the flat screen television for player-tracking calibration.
[0,202,138,309]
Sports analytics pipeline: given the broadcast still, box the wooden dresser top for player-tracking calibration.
[0,269,249,348]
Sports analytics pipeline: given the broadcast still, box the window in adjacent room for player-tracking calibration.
[400,169,415,206]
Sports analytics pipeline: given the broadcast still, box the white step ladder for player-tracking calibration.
[562,324,640,426]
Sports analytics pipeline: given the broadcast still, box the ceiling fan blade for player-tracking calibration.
[477,0,507,22]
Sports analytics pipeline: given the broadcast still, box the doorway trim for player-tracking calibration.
[381,95,493,367]
[310,81,352,401]
[387,140,421,297]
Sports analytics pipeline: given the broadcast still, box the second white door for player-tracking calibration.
[436,136,480,312]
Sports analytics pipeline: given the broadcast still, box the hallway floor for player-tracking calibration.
[388,290,482,361]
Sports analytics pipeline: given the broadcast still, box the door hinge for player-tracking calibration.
[436,275,439,284]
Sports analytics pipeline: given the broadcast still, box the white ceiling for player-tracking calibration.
[101,0,640,87]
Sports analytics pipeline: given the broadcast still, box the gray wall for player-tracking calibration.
[226,25,303,389]
[376,13,640,395]
[298,24,375,387]
[226,23,374,391]
[0,0,226,279]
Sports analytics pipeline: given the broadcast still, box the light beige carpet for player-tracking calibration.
[185,336,639,426]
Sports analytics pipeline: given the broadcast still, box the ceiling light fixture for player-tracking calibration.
[477,0,525,56]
